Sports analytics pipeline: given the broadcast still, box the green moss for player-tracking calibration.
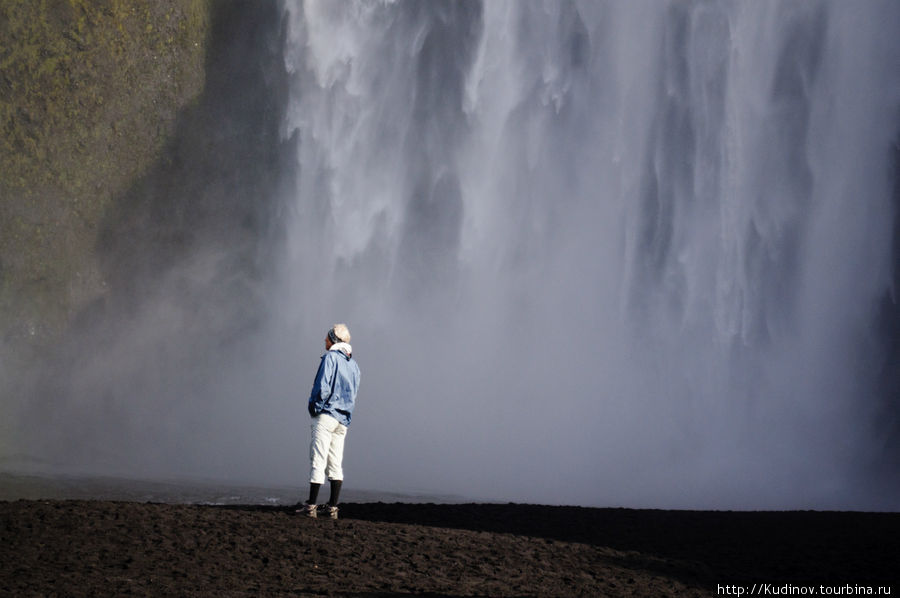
[0,0,211,344]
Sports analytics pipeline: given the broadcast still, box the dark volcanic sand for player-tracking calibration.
[1,501,897,597]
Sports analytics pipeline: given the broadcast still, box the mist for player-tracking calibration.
[5,0,900,510]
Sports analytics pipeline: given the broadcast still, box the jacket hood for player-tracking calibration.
[329,342,353,357]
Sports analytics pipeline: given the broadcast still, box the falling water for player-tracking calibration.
[274,0,900,509]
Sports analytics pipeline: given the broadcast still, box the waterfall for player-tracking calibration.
[277,0,900,508]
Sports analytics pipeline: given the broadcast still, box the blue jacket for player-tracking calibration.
[308,348,360,426]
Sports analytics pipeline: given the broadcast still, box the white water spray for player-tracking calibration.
[276,0,900,508]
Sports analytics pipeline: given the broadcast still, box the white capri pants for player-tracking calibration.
[309,413,347,484]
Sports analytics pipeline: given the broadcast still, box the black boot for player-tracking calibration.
[307,482,321,505]
[328,480,342,507]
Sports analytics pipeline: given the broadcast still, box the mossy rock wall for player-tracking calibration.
[0,0,211,346]
[1,0,291,464]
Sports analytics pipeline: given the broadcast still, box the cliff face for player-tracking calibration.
[1,0,289,355]
[1,0,291,464]
[1,0,210,344]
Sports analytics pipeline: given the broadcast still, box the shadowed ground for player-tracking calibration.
[1,500,897,597]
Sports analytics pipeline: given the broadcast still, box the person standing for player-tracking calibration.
[298,323,360,519]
